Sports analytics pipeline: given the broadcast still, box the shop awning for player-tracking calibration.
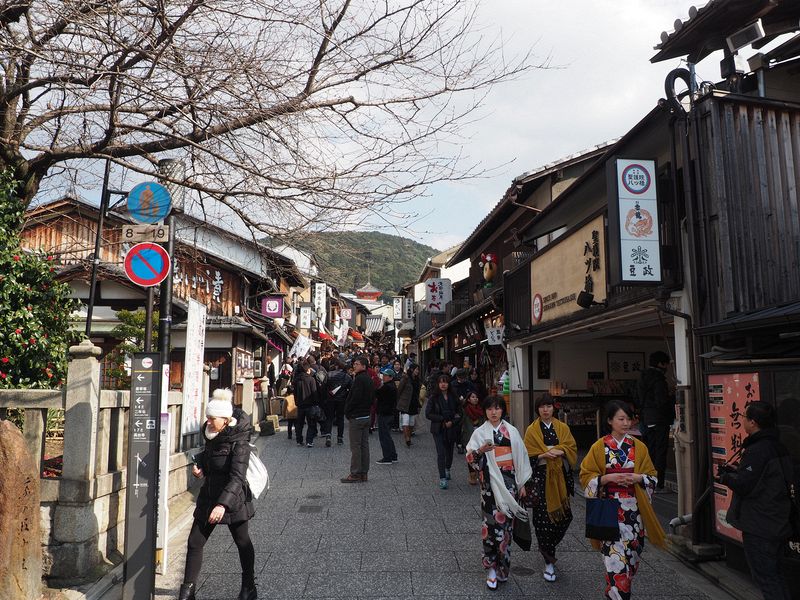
[349,328,364,341]
[695,301,800,336]
[318,331,333,341]
[365,315,387,336]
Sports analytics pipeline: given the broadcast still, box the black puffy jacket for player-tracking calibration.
[720,428,792,539]
[327,368,352,403]
[195,408,255,525]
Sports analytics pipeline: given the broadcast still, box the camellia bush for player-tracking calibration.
[0,171,80,389]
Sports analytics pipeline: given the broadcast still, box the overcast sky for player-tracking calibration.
[400,0,715,250]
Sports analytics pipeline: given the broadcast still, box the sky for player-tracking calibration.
[402,0,715,250]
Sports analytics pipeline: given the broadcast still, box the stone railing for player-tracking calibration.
[0,340,207,583]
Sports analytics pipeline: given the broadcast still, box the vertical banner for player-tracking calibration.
[708,372,760,543]
[182,299,207,434]
[611,159,662,284]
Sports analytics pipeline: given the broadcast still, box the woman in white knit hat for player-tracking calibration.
[178,389,257,600]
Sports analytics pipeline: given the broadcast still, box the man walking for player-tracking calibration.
[341,356,375,483]
[637,350,673,490]
[375,367,398,465]
[326,359,352,445]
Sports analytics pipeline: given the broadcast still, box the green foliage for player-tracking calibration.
[0,171,80,389]
[300,232,439,300]
[107,309,159,386]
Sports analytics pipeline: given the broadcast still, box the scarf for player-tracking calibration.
[579,436,666,550]
[523,418,577,523]
[466,420,532,520]
[465,402,484,424]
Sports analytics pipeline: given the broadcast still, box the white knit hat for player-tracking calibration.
[206,388,237,425]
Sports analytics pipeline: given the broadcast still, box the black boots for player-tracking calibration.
[238,575,257,600]
[178,582,195,600]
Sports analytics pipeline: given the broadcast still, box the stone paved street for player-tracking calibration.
[156,420,735,600]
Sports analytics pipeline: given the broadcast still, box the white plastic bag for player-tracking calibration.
[243,442,269,499]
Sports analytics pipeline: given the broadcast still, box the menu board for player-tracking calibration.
[707,373,760,543]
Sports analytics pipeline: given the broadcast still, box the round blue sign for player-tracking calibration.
[127,181,172,224]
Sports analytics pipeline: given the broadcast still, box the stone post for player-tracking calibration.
[0,420,42,599]
[62,340,101,483]
[51,340,102,580]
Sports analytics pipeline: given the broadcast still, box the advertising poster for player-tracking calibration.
[708,372,760,543]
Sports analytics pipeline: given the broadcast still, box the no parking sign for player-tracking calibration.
[124,243,171,287]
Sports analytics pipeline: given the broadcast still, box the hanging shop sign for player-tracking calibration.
[404,297,415,320]
[425,278,452,314]
[608,158,662,285]
[299,305,313,329]
[530,215,606,326]
[341,308,353,320]
[313,283,327,323]
[486,326,505,346]
[261,296,284,318]
[182,299,207,435]
[707,372,760,544]
[393,297,403,320]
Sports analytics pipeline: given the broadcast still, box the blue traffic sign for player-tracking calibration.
[124,243,171,287]
[127,181,171,224]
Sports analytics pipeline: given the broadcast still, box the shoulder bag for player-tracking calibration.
[235,441,270,499]
[585,476,621,541]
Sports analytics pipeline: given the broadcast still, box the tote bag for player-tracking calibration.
[585,480,620,542]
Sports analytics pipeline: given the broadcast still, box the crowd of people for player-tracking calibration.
[176,347,795,600]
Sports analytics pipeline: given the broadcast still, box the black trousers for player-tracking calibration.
[295,406,318,444]
[742,532,792,600]
[642,424,669,489]
[323,401,345,439]
[432,430,455,478]
[183,518,255,585]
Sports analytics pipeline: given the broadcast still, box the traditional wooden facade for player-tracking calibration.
[22,197,304,396]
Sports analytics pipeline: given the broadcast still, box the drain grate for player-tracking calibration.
[297,505,323,513]
[305,493,323,499]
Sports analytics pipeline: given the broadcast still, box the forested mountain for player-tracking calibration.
[296,231,439,299]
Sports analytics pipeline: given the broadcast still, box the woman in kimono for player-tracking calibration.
[466,395,532,590]
[580,400,665,600]
[523,394,577,582]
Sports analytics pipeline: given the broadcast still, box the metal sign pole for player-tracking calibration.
[85,159,112,337]
[123,353,162,600]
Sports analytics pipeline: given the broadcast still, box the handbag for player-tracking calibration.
[307,404,322,422]
[585,476,621,541]
[236,442,270,499]
[512,515,532,551]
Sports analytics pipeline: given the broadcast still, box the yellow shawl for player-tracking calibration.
[523,418,577,523]
[579,436,666,549]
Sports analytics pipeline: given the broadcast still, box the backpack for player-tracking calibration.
[315,367,328,386]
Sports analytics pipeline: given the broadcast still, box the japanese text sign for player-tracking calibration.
[425,278,451,314]
[708,372,760,543]
[614,159,662,283]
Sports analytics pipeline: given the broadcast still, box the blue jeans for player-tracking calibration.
[378,413,397,461]
[742,532,792,599]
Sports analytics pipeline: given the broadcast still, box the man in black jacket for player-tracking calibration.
[341,356,375,482]
[325,359,352,446]
[636,350,672,490]
[717,401,793,600]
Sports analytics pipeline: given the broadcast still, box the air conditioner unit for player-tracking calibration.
[726,19,765,53]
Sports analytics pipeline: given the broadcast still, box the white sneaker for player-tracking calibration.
[543,563,556,582]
